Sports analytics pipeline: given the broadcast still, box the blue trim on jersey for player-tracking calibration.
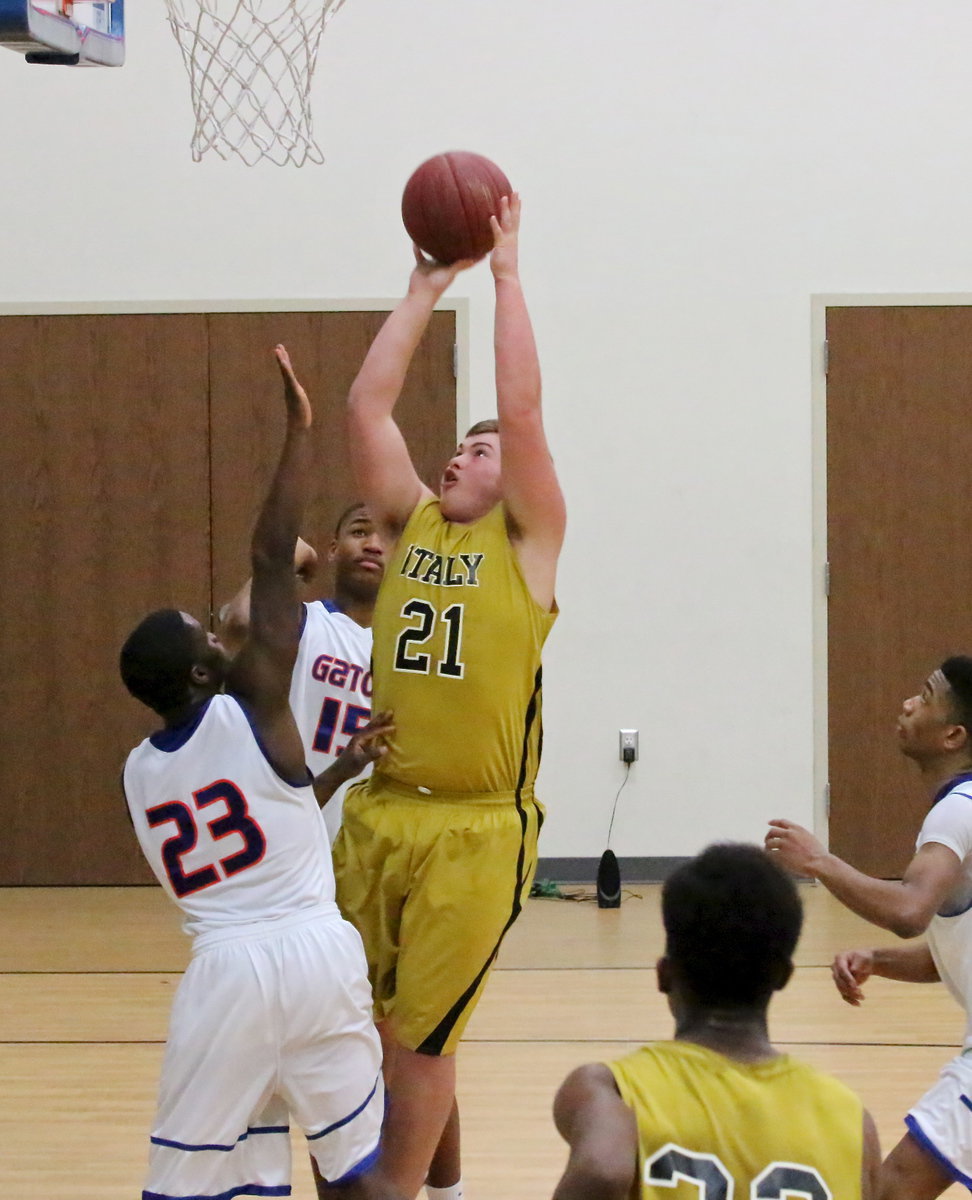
[320,599,344,615]
[150,1125,289,1153]
[143,1187,290,1200]
[231,695,314,790]
[962,1094,972,1113]
[307,1072,381,1141]
[143,1191,289,1200]
[933,772,972,806]
[940,896,972,919]
[150,698,215,752]
[321,1143,380,1188]
[905,1114,972,1189]
[297,603,308,638]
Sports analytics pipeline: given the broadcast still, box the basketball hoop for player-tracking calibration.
[163,0,347,166]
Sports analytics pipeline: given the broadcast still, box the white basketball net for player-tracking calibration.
[163,0,347,166]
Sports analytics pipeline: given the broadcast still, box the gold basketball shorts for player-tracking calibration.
[332,774,543,1056]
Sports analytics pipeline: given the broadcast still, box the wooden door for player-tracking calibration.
[0,313,211,885]
[0,309,456,884]
[207,311,457,606]
[826,306,972,877]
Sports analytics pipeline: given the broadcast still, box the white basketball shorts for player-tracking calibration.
[906,1051,972,1190]
[143,909,383,1200]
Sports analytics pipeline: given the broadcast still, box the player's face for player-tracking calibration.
[439,433,502,522]
[329,508,386,601]
[897,670,958,761]
[181,613,230,687]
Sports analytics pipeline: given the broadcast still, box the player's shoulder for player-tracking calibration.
[612,1041,857,1097]
[404,493,446,533]
[936,772,972,806]
[922,772,972,835]
[301,599,372,644]
[770,1051,855,1087]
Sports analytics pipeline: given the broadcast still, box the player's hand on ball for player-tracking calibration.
[765,818,826,878]
[831,949,874,1006]
[408,244,475,299]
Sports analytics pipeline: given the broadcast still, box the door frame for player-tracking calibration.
[0,296,471,438]
[810,292,972,848]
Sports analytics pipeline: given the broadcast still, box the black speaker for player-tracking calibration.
[596,848,621,908]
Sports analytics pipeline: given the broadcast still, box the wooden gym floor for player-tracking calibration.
[0,884,966,1199]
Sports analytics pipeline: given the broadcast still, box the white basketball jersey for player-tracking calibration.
[290,600,373,841]
[917,772,972,1047]
[123,694,335,940]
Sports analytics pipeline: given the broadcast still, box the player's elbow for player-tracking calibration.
[250,541,293,575]
[347,382,375,419]
[889,908,931,939]
[553,1161,632,1200]
[220,612,249,658]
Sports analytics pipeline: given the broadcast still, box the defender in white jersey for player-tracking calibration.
[221,504,390,842]
[766,656,972,1200]
[119,347,393,1200]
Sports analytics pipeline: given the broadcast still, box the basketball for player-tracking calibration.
[401,151,512,265]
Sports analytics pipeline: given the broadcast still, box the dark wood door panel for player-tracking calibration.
[0,314,211,884]
[0,308,457,884]
[207,310,457,609]
[827,306,972,876]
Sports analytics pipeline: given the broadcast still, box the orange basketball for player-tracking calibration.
[401,151,512,265]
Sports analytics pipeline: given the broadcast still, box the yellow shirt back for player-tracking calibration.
[609,1041,863,1200]
[371,496,556,794]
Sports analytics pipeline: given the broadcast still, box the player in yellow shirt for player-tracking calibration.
[334,193,566,1199]
[552,843,881,1200]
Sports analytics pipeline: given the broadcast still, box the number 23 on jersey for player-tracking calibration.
[146,779,266,898]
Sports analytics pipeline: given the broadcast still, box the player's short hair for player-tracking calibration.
[465,418,498,438]
[941,656,972,738]
[119,609,197,716]
[662,842,803,1008]
[334,501,368,537]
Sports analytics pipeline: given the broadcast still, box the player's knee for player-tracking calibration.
[313,1165,403,1200]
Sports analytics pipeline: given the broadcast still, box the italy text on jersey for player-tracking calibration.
[398,544,485,588]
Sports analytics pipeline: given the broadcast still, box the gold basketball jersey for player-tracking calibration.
[371,496,556,794]
[609,1041,863,1200]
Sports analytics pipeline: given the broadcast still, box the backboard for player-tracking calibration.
[0,0,124,66]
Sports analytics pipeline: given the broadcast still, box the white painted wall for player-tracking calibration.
[4,1,972,859]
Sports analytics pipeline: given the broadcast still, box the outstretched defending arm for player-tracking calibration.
[227,345,313,782]
[218,537,318,656]
[765,818,964,938]
[489,195,566,610]
[347,251,472,537]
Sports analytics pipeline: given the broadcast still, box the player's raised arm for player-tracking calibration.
[348,251,471,537]
[228,345,312,779]
[489,194,566,609]
[217,537,318,656]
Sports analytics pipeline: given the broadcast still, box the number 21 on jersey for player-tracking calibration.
[394,598,465,678]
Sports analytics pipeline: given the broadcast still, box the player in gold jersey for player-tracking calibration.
[334,193,566,1200]
[552,844,881,1200]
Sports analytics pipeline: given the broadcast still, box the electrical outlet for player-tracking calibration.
[619,729,639,763]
